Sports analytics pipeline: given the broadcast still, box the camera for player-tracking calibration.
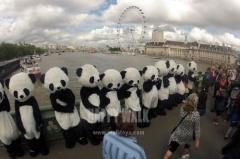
[230,80,240,88]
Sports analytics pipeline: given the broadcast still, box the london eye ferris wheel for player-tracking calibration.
[117,6,146,54]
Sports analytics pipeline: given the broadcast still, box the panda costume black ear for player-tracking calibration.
[166,61,170,68]
[40,74,45,84]
[0,80,4,88]
[142,67,147,74]
[5,78,10,89]
[139,70,142,76]
[99,73,105,80]
[28,74,36,84]
[188,62,191,67]
[120,71,126,79]
[61,67,68,76]
[93,65,97,68]
[76,68,83,77]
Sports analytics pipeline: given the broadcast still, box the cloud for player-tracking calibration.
[0,0,239,50]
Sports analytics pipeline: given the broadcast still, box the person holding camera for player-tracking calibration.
[213,86,228,125]
[212,69,223,98]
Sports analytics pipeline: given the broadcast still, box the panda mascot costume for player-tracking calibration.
[155,60,170,115]
[118,68,142,127]
[187,61,197,94]
[76,64,105,146]
[99,69,122,131]
[175,64,185,104]
[166,60,178,108]
[40,67,88,149]
[138,66,160,128]
[5,73,49,157]
[0,80,24,159]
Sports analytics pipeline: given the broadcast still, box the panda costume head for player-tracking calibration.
[155,60,169,77]
[175,64,185,76]
[0,80,4,103]
[166,60,177,75]
[5,72,36,102]
[187,61,197,72]
[121,68,142,87]
[142,66,159,82]
[100,69,122,91]
[40,67,69,93]
[76,64,100,88]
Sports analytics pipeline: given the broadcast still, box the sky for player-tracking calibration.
[0,0,240,49]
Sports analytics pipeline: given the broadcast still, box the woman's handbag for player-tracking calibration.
[171,113,188,134]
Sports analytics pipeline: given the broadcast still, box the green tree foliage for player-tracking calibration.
[0,42,46,61]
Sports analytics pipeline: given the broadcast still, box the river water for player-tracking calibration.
[4,52,211,110]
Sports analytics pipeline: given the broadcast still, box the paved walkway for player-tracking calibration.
[0,88,234,159]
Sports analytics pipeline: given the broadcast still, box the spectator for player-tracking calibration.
[219,73,227,87]
[195,71,203,94]
[183,79,189,103]
[102,110,147,159]
[163,93,200,159]
[202,69,212,92]
[210,67,216,89]
[224,87,239,122]
[213,86,228,125]
[197,88,208,116]
[212,69,223,98]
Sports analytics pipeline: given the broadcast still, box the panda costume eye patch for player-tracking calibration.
[129,80,134,85]
[90,77,94,83]
[107,83,113,88]
[23,88,30,96]
[61,80,66,87]
[13,91,18,98]
[49,84,54,91]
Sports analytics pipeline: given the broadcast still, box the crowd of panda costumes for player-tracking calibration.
[187,61,197,94]
[118,68,142,127]
[76,64,105,146]
[155,60,170,115]
[40,67,88,149]
[138,66,160,128]
[5,73,49,157]
[174,64,185,104]
[99,69,122,131]
[0,80,24,159]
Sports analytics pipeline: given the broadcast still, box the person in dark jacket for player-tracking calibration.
[197,88,208,116]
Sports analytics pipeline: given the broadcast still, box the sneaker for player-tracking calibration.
[180,154,190,159]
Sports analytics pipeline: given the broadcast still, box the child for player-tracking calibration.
[197,88,207,116]
[183,79,189,103]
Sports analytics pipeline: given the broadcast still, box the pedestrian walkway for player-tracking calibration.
[0,88,233,159]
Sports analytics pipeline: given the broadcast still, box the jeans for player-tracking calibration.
[225,99,235,121]
[197,109,206,116]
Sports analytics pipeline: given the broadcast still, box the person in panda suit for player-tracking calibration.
[138,66,160,128]
[40,67,88,149]
[155,60,170,115]
[118,68,142,127]
[166,60,178,108]
[175,64,185,104]
[5,73,49,157]
[76,64,105,146]
[187,61,197,94]
[99,69,122,131]
[0,80,24,159]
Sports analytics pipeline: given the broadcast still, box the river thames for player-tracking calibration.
[4,52,211,109]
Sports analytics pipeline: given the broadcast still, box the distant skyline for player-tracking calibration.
[0,0,240,49]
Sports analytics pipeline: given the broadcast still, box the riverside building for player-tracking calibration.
[145,30,239,65]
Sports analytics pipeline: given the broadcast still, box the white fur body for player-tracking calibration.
[105,91,121,117]
[142,85,158,109]
[125,87,141,111]
[55,106,80,130]
[177,81,185,95]
[0,111,19,145]
[159,76,169,100]
[80,94,105,124]
[169,77,177,95]
[188,73,195,89]
[20,106,40,139]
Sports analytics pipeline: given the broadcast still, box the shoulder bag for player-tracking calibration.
[171,113,188,134]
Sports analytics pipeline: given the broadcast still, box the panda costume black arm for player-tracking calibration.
[80,86,100,113]
[175,75,182,84]
[0,92,10,112]
[143,79,154,92]
[155,79,161,90]
[162,76,170,88]
[118,84,132,100]
[100,87,110,108]
[188,71,196,82]
[15,96,43,134]
[50,88,75,113]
